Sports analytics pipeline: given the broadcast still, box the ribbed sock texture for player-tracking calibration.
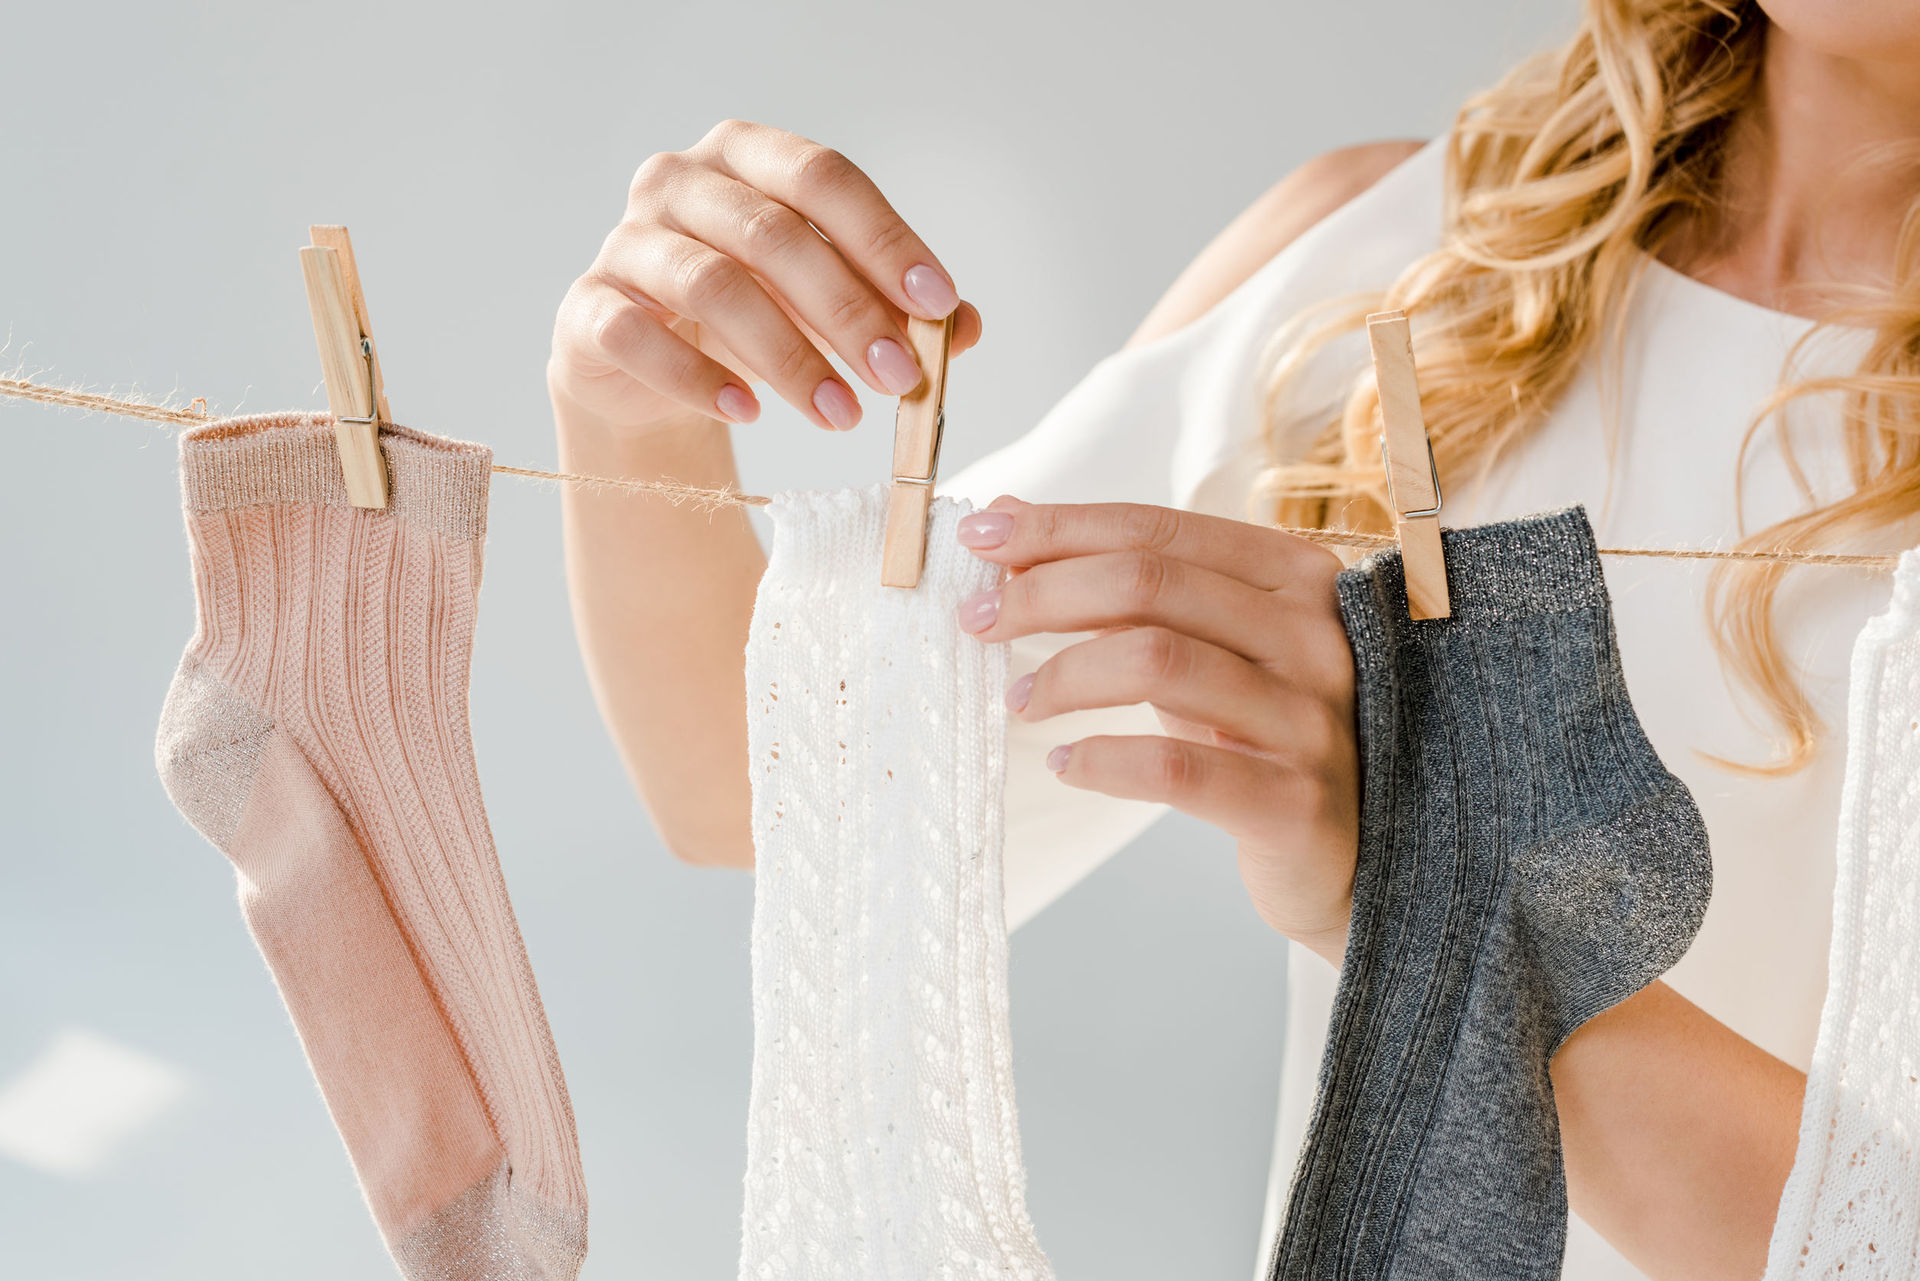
[1269,506,1712,1281]
[154,413,587,1279]
[1764,548,1920,1277]
[738,484,1053,1281]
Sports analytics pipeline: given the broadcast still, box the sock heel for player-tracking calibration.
[1511,778,1712,1052]
[154,656,274,854]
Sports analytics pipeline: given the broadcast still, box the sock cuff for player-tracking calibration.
[178,413,492,542]
[1338,506,1606,648]
[761,483,1001,601]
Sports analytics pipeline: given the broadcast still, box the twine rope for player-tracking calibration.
[2,377,769,513]
[2,375,1900,569]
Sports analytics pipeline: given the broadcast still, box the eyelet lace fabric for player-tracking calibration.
[737,484,1054,1281]
[1766,549,1920,1278]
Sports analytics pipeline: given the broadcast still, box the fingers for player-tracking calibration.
[1049,733,1358,956]
[947,301,986,357]
[957,498,1340,596]
[1014,627,1337,754]
[560,276,762,424]
[1046,734,1319,844]
[650,165,928,397]
[606,124,983,428]
[959,550,1291,663]
[595,225,863,431]
[692,119,961,322]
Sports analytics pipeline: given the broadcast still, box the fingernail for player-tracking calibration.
[1006,672,1034,712]
[956,511,1013,549]
[867,337,922,395]
[957,587,1001,633]
[903,264,959,318]
[812,378,860,430]
[715,383,760,423]
[1045,744,1073,773]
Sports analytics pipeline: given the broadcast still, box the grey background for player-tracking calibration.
[0,2,1564,1276]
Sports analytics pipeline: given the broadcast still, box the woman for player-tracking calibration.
[546,1,1920,1276]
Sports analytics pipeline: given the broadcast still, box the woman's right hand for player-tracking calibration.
[549,118,983,435]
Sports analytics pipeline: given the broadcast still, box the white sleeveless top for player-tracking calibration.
[942,137,1907,1279]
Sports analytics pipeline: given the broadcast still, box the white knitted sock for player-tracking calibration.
[737,484,1054,1281]
[1765,547,1920,1277]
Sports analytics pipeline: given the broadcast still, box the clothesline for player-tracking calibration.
[2,374,1902,571]
[1,376,771,513]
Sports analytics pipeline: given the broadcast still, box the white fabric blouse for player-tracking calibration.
[942,136,1906,1279]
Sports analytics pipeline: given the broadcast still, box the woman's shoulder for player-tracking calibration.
[942,136,1445,517]
[1126,139,1431,348]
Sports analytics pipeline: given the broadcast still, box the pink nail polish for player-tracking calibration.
[957,587,1001,633]
[1045,744,1073,773]
[715,383,759,423]
[1006,672,1034,712]
[956,511,1013,549]
[867,337,922,395]
[812,379,860,430]
[903,264,959,318]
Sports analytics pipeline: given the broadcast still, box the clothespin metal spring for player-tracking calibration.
[1380,433,1442,521]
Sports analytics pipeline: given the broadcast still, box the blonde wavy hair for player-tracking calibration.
[1257,0,1920,774]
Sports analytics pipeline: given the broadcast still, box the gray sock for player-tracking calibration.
[1267,506,1712,1281]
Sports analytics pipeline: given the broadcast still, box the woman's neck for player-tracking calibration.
[1665,21,1920,317]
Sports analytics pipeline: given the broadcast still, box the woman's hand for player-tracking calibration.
[549,117,983,435]
[549,119,982,867]
[956,496,1360,963]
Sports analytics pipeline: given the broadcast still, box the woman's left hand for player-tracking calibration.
[955,496,1361,965]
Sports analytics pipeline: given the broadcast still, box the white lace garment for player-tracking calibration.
[1766,547,1920,1277]
[737,484,1055,1281]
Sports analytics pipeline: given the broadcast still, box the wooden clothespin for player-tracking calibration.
[1366,309,1450,619]
[299,225,390,508]
[880,312,956,588]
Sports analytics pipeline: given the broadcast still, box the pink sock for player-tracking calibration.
[155,413,587,1278]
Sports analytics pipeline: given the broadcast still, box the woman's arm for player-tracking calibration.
[549,119,981,866]
[553,397,766,866]
[1554,981,1803,1279]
